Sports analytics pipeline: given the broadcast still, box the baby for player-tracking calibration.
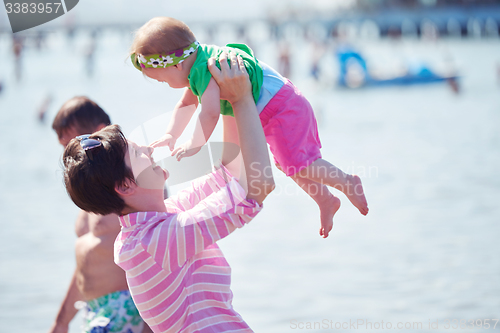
[130,17,368,238]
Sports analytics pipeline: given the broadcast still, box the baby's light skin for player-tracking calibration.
[144,49,224,162]
[130,51,274,207]
[290,162,368,238]
[142,48,369,238]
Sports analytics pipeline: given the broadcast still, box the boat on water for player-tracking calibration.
[336,48,460,89]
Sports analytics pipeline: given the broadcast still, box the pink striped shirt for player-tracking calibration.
[114,167,262,333]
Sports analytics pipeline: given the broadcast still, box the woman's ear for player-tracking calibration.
[115,178,136,196]
[175,63,183,71]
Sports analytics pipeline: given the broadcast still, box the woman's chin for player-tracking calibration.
[136,166,167,190]
[160,167,169,180]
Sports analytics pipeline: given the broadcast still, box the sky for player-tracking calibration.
[0,0,356,31]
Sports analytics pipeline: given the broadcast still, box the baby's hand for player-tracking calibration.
[150,134,176,150]
[172,140,202,161]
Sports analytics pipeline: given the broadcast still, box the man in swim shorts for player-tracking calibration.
[49,97,152,333]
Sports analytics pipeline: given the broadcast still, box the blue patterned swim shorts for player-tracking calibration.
[81,290,144,333]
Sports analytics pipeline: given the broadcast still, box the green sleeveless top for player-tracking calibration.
[188,43,263,117]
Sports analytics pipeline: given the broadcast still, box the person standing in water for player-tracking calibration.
[50,96,152,333]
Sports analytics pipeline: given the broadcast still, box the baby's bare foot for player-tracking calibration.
[345,175,369,215]
[318,194,341,238]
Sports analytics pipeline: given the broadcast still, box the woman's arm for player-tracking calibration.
[221,115,241,181]
[143,168,261,274]
[150,88,198,149]
[208,52,274,205]
[143,53,273,273]
[164,165,234,213]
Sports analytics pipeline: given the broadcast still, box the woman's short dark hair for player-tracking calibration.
[63,124,134,215]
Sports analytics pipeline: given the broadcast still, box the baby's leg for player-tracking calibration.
[297,159,369,215]
[286,167,340,238]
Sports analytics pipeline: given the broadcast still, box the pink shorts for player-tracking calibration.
[259,80,322,177]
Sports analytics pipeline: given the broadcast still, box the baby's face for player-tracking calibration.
[143,66,189,88]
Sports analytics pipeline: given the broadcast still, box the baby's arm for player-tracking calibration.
[150,88,198,149]
[172,78,221,161]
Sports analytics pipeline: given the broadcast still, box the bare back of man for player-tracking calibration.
[50,211,152,333]
[50,97,152,333]
[74,211,128,300]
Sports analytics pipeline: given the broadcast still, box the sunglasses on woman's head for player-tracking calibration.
[76,134,102,161]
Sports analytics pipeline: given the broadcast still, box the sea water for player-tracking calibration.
[0,27,499,333]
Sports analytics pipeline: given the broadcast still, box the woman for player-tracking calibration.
[62,52,274,333]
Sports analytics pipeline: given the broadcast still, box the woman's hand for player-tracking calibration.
[208,51,252,106]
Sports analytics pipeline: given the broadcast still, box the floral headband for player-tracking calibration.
[131,41,200,71]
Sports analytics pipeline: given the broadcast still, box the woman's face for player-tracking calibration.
[125,140,168,190]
